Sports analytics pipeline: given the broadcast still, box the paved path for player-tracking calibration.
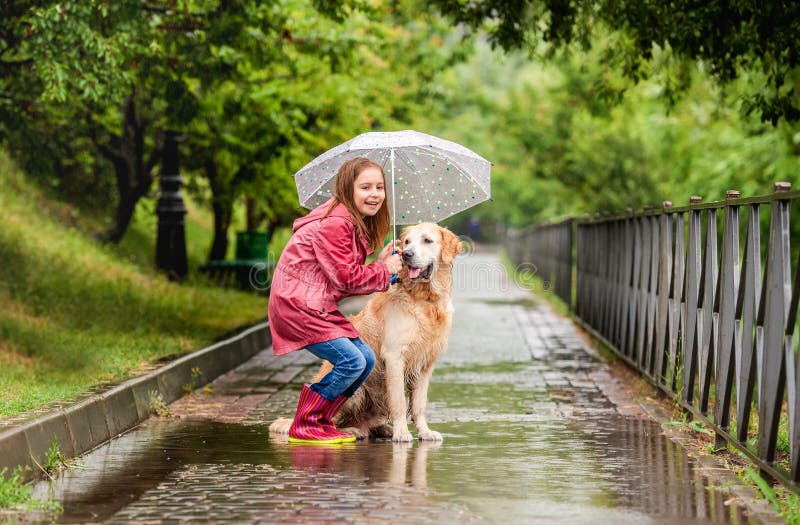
[33,247,780,524]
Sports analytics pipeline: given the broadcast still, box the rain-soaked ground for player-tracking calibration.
[30,248,776,524]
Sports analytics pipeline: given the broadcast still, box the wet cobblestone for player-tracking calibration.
[107,463,480,524]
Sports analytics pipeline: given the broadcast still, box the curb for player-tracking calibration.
[0,322,270,477]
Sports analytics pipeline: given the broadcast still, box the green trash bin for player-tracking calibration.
[235,231,269,260]
[232,231,271,291]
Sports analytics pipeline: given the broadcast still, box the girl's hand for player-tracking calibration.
[384,252,403,274]
[377,240,402,274]
[377,239,400,262]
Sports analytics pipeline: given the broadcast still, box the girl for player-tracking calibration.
[268,157,403,443]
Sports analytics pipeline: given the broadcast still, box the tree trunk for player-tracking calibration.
[106,183,139,244]
[207,159,233,261]
[95,95,162,243]
[266,217,279,245]
[245,195,266,231]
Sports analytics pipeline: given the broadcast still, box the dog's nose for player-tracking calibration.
[402,250,414,262]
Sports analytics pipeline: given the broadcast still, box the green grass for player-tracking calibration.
[0,153,268,417]
[499,250,571,316]
[741,467,800,524]
[0,466,61,515]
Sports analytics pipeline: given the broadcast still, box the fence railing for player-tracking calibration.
[505,183,800,491]
[506,219,573,305]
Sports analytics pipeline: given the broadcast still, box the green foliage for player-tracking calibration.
[430,0,800,124]
[182,367,202,394]
[0,467,61,514]
[0,1,138,110]
[415,39,800,230]
[0,468,31,509]
[148,390,171,418]
[686,419,713,436]
[741,467,800,523]
[44,440,64,474]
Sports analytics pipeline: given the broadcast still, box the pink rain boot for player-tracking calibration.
[320,394,358,439]
[288,385,356,444]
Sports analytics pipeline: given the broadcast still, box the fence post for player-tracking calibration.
[758,182,791,469]
[713,190,741,451]
[682,196,703,405]
[654,201,674,384]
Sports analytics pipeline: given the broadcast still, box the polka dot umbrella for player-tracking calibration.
[292,130,492,242]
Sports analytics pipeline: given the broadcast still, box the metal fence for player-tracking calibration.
[506,219,573,305]
[505,183,800,491]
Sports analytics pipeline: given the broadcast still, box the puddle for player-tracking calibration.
[477,298,540,308]
[32,360,757,524]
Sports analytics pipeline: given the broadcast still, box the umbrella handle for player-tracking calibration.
[390,250,399,284]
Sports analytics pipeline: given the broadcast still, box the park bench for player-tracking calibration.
[199,231,274,293]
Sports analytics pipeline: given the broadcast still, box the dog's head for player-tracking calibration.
[398,222,462,282]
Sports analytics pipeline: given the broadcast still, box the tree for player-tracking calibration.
[430,0,800,125]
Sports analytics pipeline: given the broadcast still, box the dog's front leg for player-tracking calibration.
[410,367,442,441]
[384,354,414,442]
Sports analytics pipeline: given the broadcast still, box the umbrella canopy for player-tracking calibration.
[293,130,491,226]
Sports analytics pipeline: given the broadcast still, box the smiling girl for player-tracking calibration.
[267,157,402,443]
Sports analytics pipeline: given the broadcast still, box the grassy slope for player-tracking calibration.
[0,154,269,417]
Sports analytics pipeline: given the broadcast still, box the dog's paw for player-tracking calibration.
[341,426,369,440]
[417,429,443,442]
[392,429,415,442]
[369,423,394,439]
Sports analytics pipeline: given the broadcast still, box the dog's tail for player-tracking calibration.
[268,417,293,434]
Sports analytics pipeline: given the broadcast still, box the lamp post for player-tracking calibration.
[156,131,188,280]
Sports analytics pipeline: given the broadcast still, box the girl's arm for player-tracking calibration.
[311,217,390,294]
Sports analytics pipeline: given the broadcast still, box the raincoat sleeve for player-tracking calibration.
[311,217,390,295]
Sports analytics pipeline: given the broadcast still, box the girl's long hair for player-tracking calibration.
[324,157,390,252]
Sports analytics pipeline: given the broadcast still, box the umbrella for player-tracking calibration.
[292,130,492,242]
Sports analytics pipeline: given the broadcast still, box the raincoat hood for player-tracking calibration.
[293,198,349,232]
[292,198,373,255]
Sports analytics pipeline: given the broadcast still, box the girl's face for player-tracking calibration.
[353,167,386,217]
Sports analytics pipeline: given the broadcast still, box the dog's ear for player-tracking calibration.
[440,227,463,264]
[396,228,409,279]
[398,227,409,254]
[399,226,410,244]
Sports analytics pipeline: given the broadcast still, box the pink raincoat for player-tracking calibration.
[268,199,391,355]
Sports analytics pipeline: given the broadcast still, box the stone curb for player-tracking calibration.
[0,321,270,478]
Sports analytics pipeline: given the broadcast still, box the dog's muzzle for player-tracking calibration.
[406,263,433,280]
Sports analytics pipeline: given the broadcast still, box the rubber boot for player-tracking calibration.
[288,385,356,444]
[320,395,357,440]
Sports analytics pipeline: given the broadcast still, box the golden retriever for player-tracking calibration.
[270,222,462,442]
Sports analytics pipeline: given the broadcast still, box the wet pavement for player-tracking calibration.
[30,247,779,524]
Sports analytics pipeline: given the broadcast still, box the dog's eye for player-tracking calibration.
[404,239,410,245]
[423,237,433,244]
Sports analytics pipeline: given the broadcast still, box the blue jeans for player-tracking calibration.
[305,337,376,401]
